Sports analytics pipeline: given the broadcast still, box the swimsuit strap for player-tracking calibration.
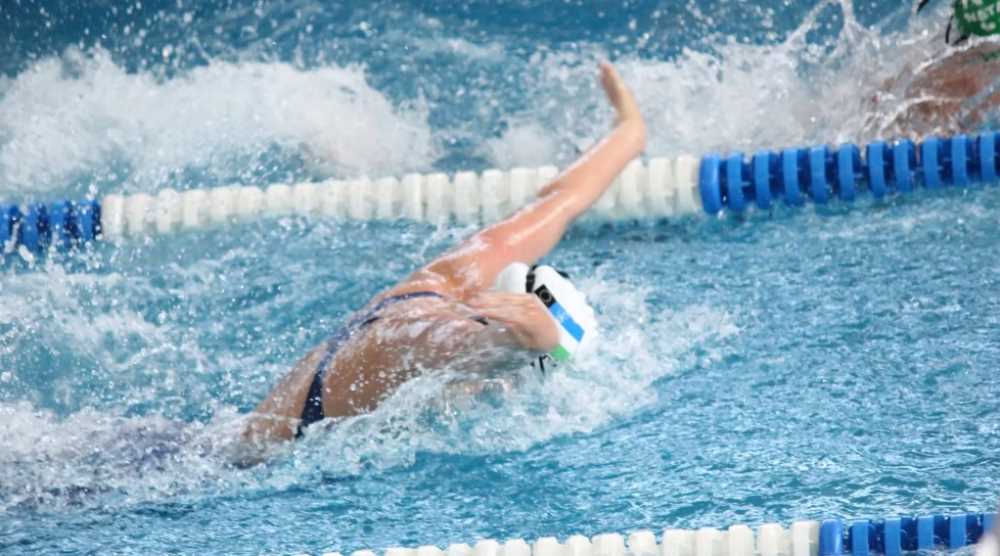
[296,291,445,437]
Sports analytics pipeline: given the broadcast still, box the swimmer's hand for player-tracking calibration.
[466,292,560,353]
[599,61,646,141]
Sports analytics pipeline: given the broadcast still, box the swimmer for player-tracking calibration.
[240,62,646,449]
[869,0,1000,136]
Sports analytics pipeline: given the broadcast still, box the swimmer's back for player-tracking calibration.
[245,291,490,441]
[316,292,488,415]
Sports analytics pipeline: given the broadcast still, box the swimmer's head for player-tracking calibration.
[494,262,598,361]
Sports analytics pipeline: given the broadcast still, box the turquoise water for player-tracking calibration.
[2,1,1000,555]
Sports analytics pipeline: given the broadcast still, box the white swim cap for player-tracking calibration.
[494,262,598,361]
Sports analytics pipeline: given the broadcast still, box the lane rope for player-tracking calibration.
[2,130,998,255]
[0,156,700,253]
[319,512,996,556]
[699,131,999,214]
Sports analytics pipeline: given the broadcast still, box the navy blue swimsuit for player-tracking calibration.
[296,291,487,438]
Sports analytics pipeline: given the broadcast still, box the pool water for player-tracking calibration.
[2,1,1000,555]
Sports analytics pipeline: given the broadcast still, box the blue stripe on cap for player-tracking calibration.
[548,301,584,342]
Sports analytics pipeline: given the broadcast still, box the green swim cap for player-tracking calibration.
[954,0,1000,37]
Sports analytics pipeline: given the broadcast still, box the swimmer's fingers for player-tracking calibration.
[599,61,643,127]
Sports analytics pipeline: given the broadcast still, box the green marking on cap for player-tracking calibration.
[550,345,572,361]
[955,0,1000,37]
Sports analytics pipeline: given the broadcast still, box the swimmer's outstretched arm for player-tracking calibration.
[390,61,647,301]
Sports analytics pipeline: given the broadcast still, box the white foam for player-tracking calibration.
[481,0,984,171]
[0,400,253,512]
[0,48,435,196]
[485,122,561,170]
[0,256,286,509]
[1,3,980,202]
[0,224,741,507]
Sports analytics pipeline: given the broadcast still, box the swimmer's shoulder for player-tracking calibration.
[356,290,490,350]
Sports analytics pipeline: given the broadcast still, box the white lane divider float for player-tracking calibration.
[317,521,822,556]
[97,156,702,239]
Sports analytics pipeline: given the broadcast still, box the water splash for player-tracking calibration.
[1,0,996,542]
[1,1,986,203]
[290,283,738,477]
[0,265,737,510]
[482,0,996,170]
[0,402,253,512]
[0,48,435,198]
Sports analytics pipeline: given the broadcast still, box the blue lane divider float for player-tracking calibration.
[820,511,996,556]
[699,130,1000,214]
[0,200,100,254]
